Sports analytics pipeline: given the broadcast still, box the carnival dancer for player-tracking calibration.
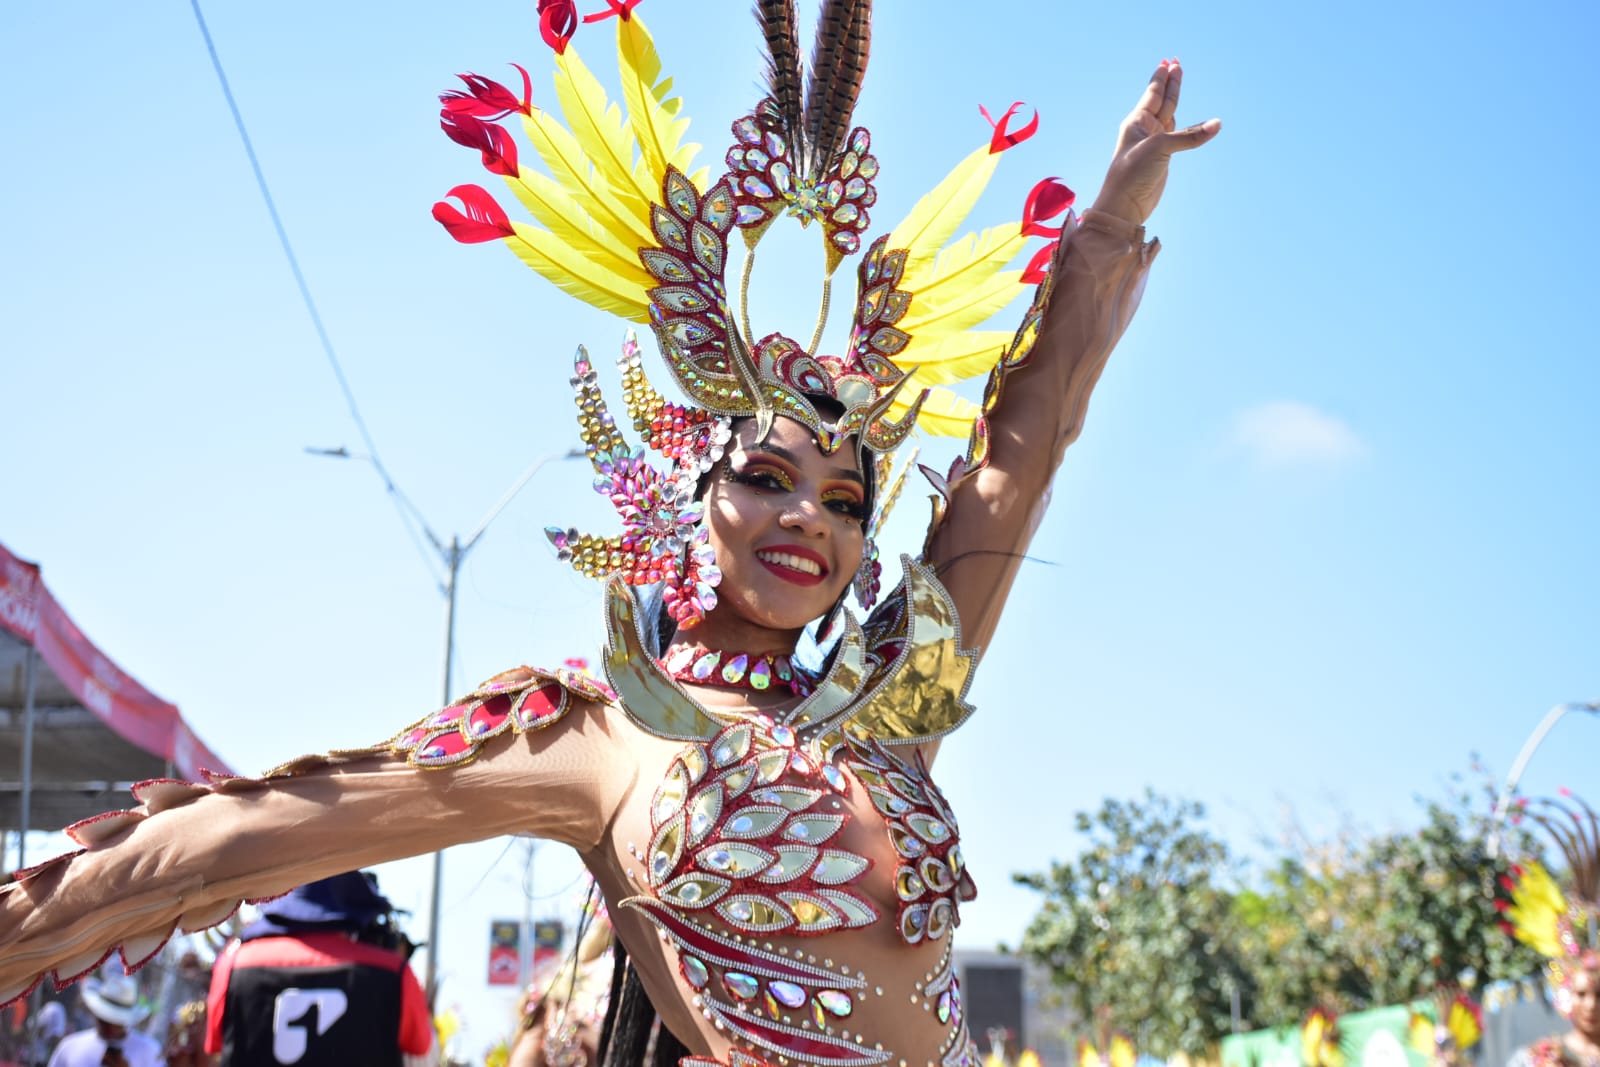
[0,4,1219,1065]
[1504,793,1600,1067]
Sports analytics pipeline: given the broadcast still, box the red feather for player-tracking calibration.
[981,102,1040,154]
[440,66,532,122]
[1021,177,1076,238]
[440,112,520,177]
[433,184,515,244]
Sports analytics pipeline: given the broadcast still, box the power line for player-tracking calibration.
[188,0,441,585]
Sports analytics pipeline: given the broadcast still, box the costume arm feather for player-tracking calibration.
[0,682,629,1004]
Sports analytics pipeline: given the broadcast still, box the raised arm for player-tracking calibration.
[0,669,634,1001]
[925,61,1221,653]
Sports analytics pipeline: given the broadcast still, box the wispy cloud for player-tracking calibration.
[1230,401,1367,468]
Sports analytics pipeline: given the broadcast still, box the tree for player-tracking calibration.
[1234,772,1547,1025]
[1013,790,1255,1056]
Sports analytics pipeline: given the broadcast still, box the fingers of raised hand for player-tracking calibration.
[1156,59,1183,131]
[1159,117,1223,154]
[1132,62,1172,127]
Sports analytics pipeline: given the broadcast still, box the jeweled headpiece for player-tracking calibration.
[1499,791,1600,1012]
[434,0,1074,604]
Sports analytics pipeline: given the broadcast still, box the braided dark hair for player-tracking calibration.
[595,940,691,1067]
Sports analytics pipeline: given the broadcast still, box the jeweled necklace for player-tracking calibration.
[658,644,812,697]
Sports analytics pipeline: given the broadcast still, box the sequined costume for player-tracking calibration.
[0,4,1174,1066]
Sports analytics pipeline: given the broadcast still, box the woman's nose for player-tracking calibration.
[778,495,829,536]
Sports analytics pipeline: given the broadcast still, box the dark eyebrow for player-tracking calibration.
[743,442,864,486]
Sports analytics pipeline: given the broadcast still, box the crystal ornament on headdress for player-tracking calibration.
[432,0,1078,464]
[1499,791,1600,1012]
[546,336,731,627]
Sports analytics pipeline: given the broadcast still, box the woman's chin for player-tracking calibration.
[700,590,838,640]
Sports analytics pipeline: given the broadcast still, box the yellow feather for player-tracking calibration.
[617,15,699,188]
[886,385,978,437]
[902,224,1029,313]
[888,144,1001,273]
[893,331,1010,383]
[1406,1014,1434,1055]
[521,108,652,250]
[553,45,656,214]
[898,270,1025,337]
[1079,1042,1101,1067]
[1019,1053,1042,1067]
[1109,1036,1136,1067]
[503,223,650,322]
[1508,862,1570,959]
[500,171,653,291]
[1446,1000,1481,1050]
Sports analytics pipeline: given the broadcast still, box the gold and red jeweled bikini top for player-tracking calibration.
[603,556,982,1066]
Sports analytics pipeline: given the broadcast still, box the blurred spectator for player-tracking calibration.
[23,1000,66,1067]
[47,968,161,1067]
[507,915,613,1067]
[204,871,435,1066]
[163,999,212,1067]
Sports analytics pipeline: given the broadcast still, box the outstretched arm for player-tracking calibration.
[925,61,1221,653]
[0,672,634,1000]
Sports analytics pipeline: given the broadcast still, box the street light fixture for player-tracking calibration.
[1486,699,1600,858]
[310,444,583,1005]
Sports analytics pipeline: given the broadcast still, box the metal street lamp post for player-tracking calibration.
[310,445,582,1006]
[1486,699,1600,858]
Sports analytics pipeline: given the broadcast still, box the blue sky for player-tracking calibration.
[3,0,1596,1058]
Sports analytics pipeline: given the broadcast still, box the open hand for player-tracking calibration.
[1091,60,1221,225]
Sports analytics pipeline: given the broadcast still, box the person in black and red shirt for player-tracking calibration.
[205,871,435,1067]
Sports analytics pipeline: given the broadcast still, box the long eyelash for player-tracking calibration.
[827,496,869,522]
[723,458,792,491]
[724,457,864,520]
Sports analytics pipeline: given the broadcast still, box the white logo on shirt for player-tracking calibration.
[271,988,348,1064]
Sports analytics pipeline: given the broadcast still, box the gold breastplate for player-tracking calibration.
[605,557,981,1067]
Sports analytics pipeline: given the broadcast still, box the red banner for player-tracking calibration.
[0,540,230,778]
[488,919,521,986]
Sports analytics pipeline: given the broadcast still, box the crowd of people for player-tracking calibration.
[4,871,431,1067]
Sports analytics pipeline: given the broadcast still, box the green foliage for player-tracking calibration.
[1014,771,1549,1056]
[1013,790,1255,1056]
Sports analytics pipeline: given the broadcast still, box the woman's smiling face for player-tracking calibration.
[691,415,868,643]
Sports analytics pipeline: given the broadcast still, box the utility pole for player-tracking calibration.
[310,446,582,1007]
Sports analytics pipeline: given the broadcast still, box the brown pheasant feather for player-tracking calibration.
[754,0,805,150]
[1527,794,1600,911]
[804,0,872,181]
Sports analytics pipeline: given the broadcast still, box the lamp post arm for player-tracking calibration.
[462,449,585,555]
[1488,699,1600,858]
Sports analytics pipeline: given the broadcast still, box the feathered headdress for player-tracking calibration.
[1407,992,1482,1067]
[433,0,1074,610]
[1498,791,1600,1013]
[1301,1008,1345,1067]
